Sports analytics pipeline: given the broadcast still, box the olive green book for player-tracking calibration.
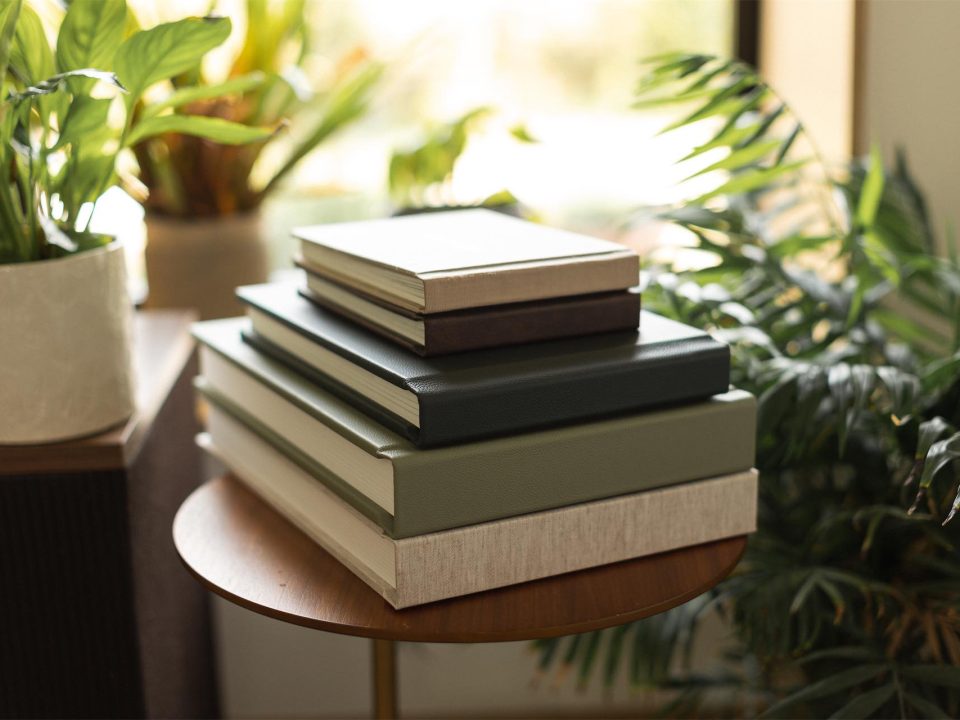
[200,407,758,608]
[193,318,757,539]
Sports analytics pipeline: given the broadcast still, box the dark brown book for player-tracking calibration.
[297,268,641,356]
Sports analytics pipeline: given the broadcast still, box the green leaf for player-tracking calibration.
[114,16,231,105]
[56,0,126,73]
[125,115,275,147]
[0,0,22,99]
[900,665,960,689]
[10,3,53,84]
[52,95,112,150]
[856,145,885,229]
[509,124,537,143]
[694,160,807,203]
[919,432,960,489]
[916,417,953,460]
[758,665,889,718]
[827,684,894,719]
[904,693,950,719]
[683,139,783,182]
[142,72,267,119]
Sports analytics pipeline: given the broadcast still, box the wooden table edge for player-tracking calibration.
[173,485,747,643]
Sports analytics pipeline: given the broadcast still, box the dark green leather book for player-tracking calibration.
[193,318,756,538]
[236,282,731,448]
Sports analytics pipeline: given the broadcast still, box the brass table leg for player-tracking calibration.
[372,638,398,719]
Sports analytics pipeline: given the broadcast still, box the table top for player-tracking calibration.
[0,311,196,475]
[174,475,747,643]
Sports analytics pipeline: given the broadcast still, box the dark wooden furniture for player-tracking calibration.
[174,474,747,718]
[0,312,218,719]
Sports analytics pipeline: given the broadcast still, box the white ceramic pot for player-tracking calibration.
[0,242,135,444]
[144,210,269,320]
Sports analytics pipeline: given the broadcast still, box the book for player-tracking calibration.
[201,404,759,609]
[294,209,639,313]
[298,270,642,356]
[193,318,757,537]
[236,283,732,447]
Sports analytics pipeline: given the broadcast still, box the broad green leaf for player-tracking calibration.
[56,0,125,73]
[916,417,953,460]
[827,684,894,719]
[142,72,267,119]
[0,0,22,99]
[10,3,53,84]
[125,115,274,147]
[114,16,231,105]
[758,665,889,718]
[52,95,112,150]
[856,144,885,229]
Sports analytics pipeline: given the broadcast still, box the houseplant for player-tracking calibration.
[389,106,535,215]
[132,0,382,319]
[1,0,270,443]
[533,54,960,718]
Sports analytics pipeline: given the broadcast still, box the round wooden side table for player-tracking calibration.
[173,475,747,719]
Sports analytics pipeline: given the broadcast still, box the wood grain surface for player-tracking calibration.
[0,311,196,475]
[174,475,747,643]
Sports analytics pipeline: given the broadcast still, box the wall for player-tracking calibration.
[855,0,960,248]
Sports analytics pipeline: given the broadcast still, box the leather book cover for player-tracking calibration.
[236,282,731,447]
[297,279,641,356]
[194,319,756,538]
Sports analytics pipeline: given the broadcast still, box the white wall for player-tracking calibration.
[856,0,960,248]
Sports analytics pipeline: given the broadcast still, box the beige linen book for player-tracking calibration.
[201,405,758,609]
[295,209,639,313]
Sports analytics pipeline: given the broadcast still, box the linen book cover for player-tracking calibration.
[201,403,759,608]
[298,271,642,356]
[236,282,732,447]
[193,318,757,538]
[294,209,640,313]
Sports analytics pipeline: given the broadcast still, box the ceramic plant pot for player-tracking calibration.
[144,210,269,320]
[0,242,135,444]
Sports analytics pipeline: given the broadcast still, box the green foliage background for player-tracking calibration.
[535,55,960,719]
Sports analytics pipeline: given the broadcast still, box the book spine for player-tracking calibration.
[393,469,758,608]
[414,338,731,446]
[391,391,755,537]
[422,253,639,313]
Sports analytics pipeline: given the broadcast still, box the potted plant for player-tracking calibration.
[533,55,960,718]
[0,0,270,444]
[388,106,535,216]
[132,0,382,319]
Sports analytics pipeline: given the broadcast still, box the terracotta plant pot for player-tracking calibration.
[144,211,270,320]
[0,242,135,444]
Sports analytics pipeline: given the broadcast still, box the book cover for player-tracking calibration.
[202,405,758,609]
[299,271,642,356]
[193,318,756,538]
[294,209,639,312]
[236,282,732,447]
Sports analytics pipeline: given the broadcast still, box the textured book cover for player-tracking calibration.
[193,318,756,538]
[201,407,758,609]
[236,283,731,447]
[294,209,639,313]
[298,272,642,356]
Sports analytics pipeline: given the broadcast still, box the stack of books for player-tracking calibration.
[192,209,757,609]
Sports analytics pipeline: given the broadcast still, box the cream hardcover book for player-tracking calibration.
[200,404,758,609]
[294,209,639,313]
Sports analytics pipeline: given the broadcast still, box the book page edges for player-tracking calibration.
[422,252,639,313]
